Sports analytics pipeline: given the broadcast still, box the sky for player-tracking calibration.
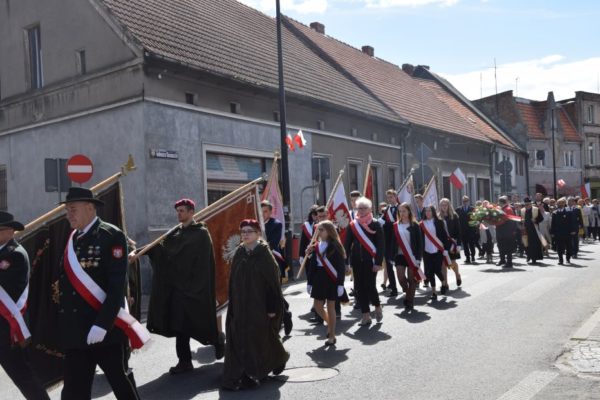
[239,0,600,101]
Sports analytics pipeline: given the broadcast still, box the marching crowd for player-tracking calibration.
[1,186,599,399]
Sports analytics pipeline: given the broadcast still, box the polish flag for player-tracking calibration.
[581,182,591,198]
[294,130,307,149]
[363,163,373,201]
[450,167,467,190]
[557,179,566,189]
[328,181,351,242]
[262,164,285,240]
[285,134,295,152]
[397,175,418,215]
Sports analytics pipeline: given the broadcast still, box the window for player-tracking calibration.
[387,167,399,190]
[229,102,241,114]
[351,128,358,137]
[76,49,86,75]
[563,150,575,167]
[468,177,475,200]
[589,143,596,165]
[516,155,525,176]
[317,120,325,130]
[477,178,490,201]
[185,92,196,105]
[442,176,451,200]
[272,111,280,122]
[206,152,271,204]
[0,165,6,212]
[588,105,595,124]
[534,150,545,168]
[44,158,72,193]
[26,25,43,89]
[348,162,360,192]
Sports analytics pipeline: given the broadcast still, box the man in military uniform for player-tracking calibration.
[139,198,224,375]
[382,190,399,297]
[0,212,50,400]
[551,198,578,265]
[456,196,478,264]
[261,200,293,336]
[496,197,518,269]
[58,187,141,399]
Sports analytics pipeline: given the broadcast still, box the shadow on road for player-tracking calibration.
[480,267,527,273]
[395,309,431,323]
[306,347,350,368]
[427,297,458,311]
[343,323,391,345]
[444,289,471,299]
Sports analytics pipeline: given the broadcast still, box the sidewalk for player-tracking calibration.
[557,306,600,376]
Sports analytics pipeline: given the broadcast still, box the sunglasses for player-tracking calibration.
[240,229,256,234]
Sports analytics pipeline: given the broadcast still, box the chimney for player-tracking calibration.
[418,65,430,71]
[362,45,374,57]
[310,22,325,34]
[402,63,415,76]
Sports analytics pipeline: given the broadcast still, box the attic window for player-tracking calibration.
[351,128,358,137]
[317,120,325,130]
[185,92,196,105]
[230,102,241,114]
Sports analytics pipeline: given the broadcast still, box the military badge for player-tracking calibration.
[0,260,10,270]
[112,246,124,259]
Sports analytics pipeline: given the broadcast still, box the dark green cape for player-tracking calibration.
[223,240,289,385]
[146,223,218,345]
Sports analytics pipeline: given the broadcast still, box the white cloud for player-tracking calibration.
[441,55,600,101]
[364,0,459,8]
[238,0,329,14]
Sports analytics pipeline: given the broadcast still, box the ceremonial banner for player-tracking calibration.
[423,176,439,208]
[262,159,285,240]
[19,181,131,387]
[328,181,351,242]
[363,158,373,201]
[397,174,418,214]
[203,185,262,314]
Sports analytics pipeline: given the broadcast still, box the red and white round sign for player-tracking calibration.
[66,154,94,184]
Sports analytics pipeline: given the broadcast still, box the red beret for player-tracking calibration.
[174,198,196,210]
[239,219,260,231]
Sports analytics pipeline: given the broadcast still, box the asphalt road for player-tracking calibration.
[3,242,600,400]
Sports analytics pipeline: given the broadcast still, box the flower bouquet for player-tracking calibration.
[468,205,521,227]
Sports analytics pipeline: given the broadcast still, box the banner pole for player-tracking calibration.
[296,169,345,279]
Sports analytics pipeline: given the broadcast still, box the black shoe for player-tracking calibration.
[380,284,387,291]
[440,285,449,295]
[169,360,193,375]
[464,259,471,264]
[241,375,260,389]
[353,303,361,310]
[273,363,286,376]
[325,338,337,347]
[386,289,398,297]
[215,332,226,360]
[456,277,462,287]
[496,259,506,266]
[430,292,438,300]
[558,260,564,265]
[283,311,293,336]
[503,263,513,269]
[566,257,571,264]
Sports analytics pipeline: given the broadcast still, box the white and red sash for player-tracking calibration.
[385,206,397,223]
[315,244,338,284]
[64,230,150,349]
[302,222,313,241]
[0,284,30,345]
[420,221,452,266]
[393,223,426,281]
[349,220,377,258]
[272,249,285,263]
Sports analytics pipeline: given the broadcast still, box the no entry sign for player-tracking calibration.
[66,154,94,184]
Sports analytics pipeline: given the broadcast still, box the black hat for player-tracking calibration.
[59,187,104,206]
[0,212,25,231]
[523,197,532,204]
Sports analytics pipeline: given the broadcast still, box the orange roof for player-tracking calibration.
[284,17,515,148]
[515,102,545,139]
[559,108,582,142]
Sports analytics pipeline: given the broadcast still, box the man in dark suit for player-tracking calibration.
[382,190,399,296]
[551,198,578,265]
[59,188,140,400]
[0,212,50,400]
[261,201,293,336]
[455,195,477,264]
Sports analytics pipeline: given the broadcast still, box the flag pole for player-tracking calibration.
[363,155,372,196]
[131,177,265,262]
[17,155,136,238]
[296,169,345,279]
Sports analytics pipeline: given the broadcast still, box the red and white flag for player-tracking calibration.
[262,162,285,240]
[557,179,566,189]
[363,160,373,201]
[581,182,591,198]
[423,176,439,208]
[285,134,295,152]
[328,181,351,242]
[294,130,307,149]
[450,167,467,190]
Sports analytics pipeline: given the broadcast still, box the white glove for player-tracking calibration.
[86,325,107,345]
[337,286,344,297]
[307,285,312,295]
[299,257,304,265]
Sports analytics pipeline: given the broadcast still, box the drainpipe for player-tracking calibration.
[402,125,412,180]
[524,151,530,198]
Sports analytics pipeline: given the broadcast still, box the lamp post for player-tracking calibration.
[275,0,293,277]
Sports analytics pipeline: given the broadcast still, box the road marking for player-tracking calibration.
[572,306,600,340]
[497,370,558,400]
[502,277,564,302]
[463,275,516,301]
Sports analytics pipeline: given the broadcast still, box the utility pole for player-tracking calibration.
[551,107,558,198]
[275,0,293,277]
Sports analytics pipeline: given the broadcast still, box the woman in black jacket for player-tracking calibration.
[419,205,451,300]
[344,197,385,326]
[390,202,423,311]
[438,198,462,290]
[306,220,346,346]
